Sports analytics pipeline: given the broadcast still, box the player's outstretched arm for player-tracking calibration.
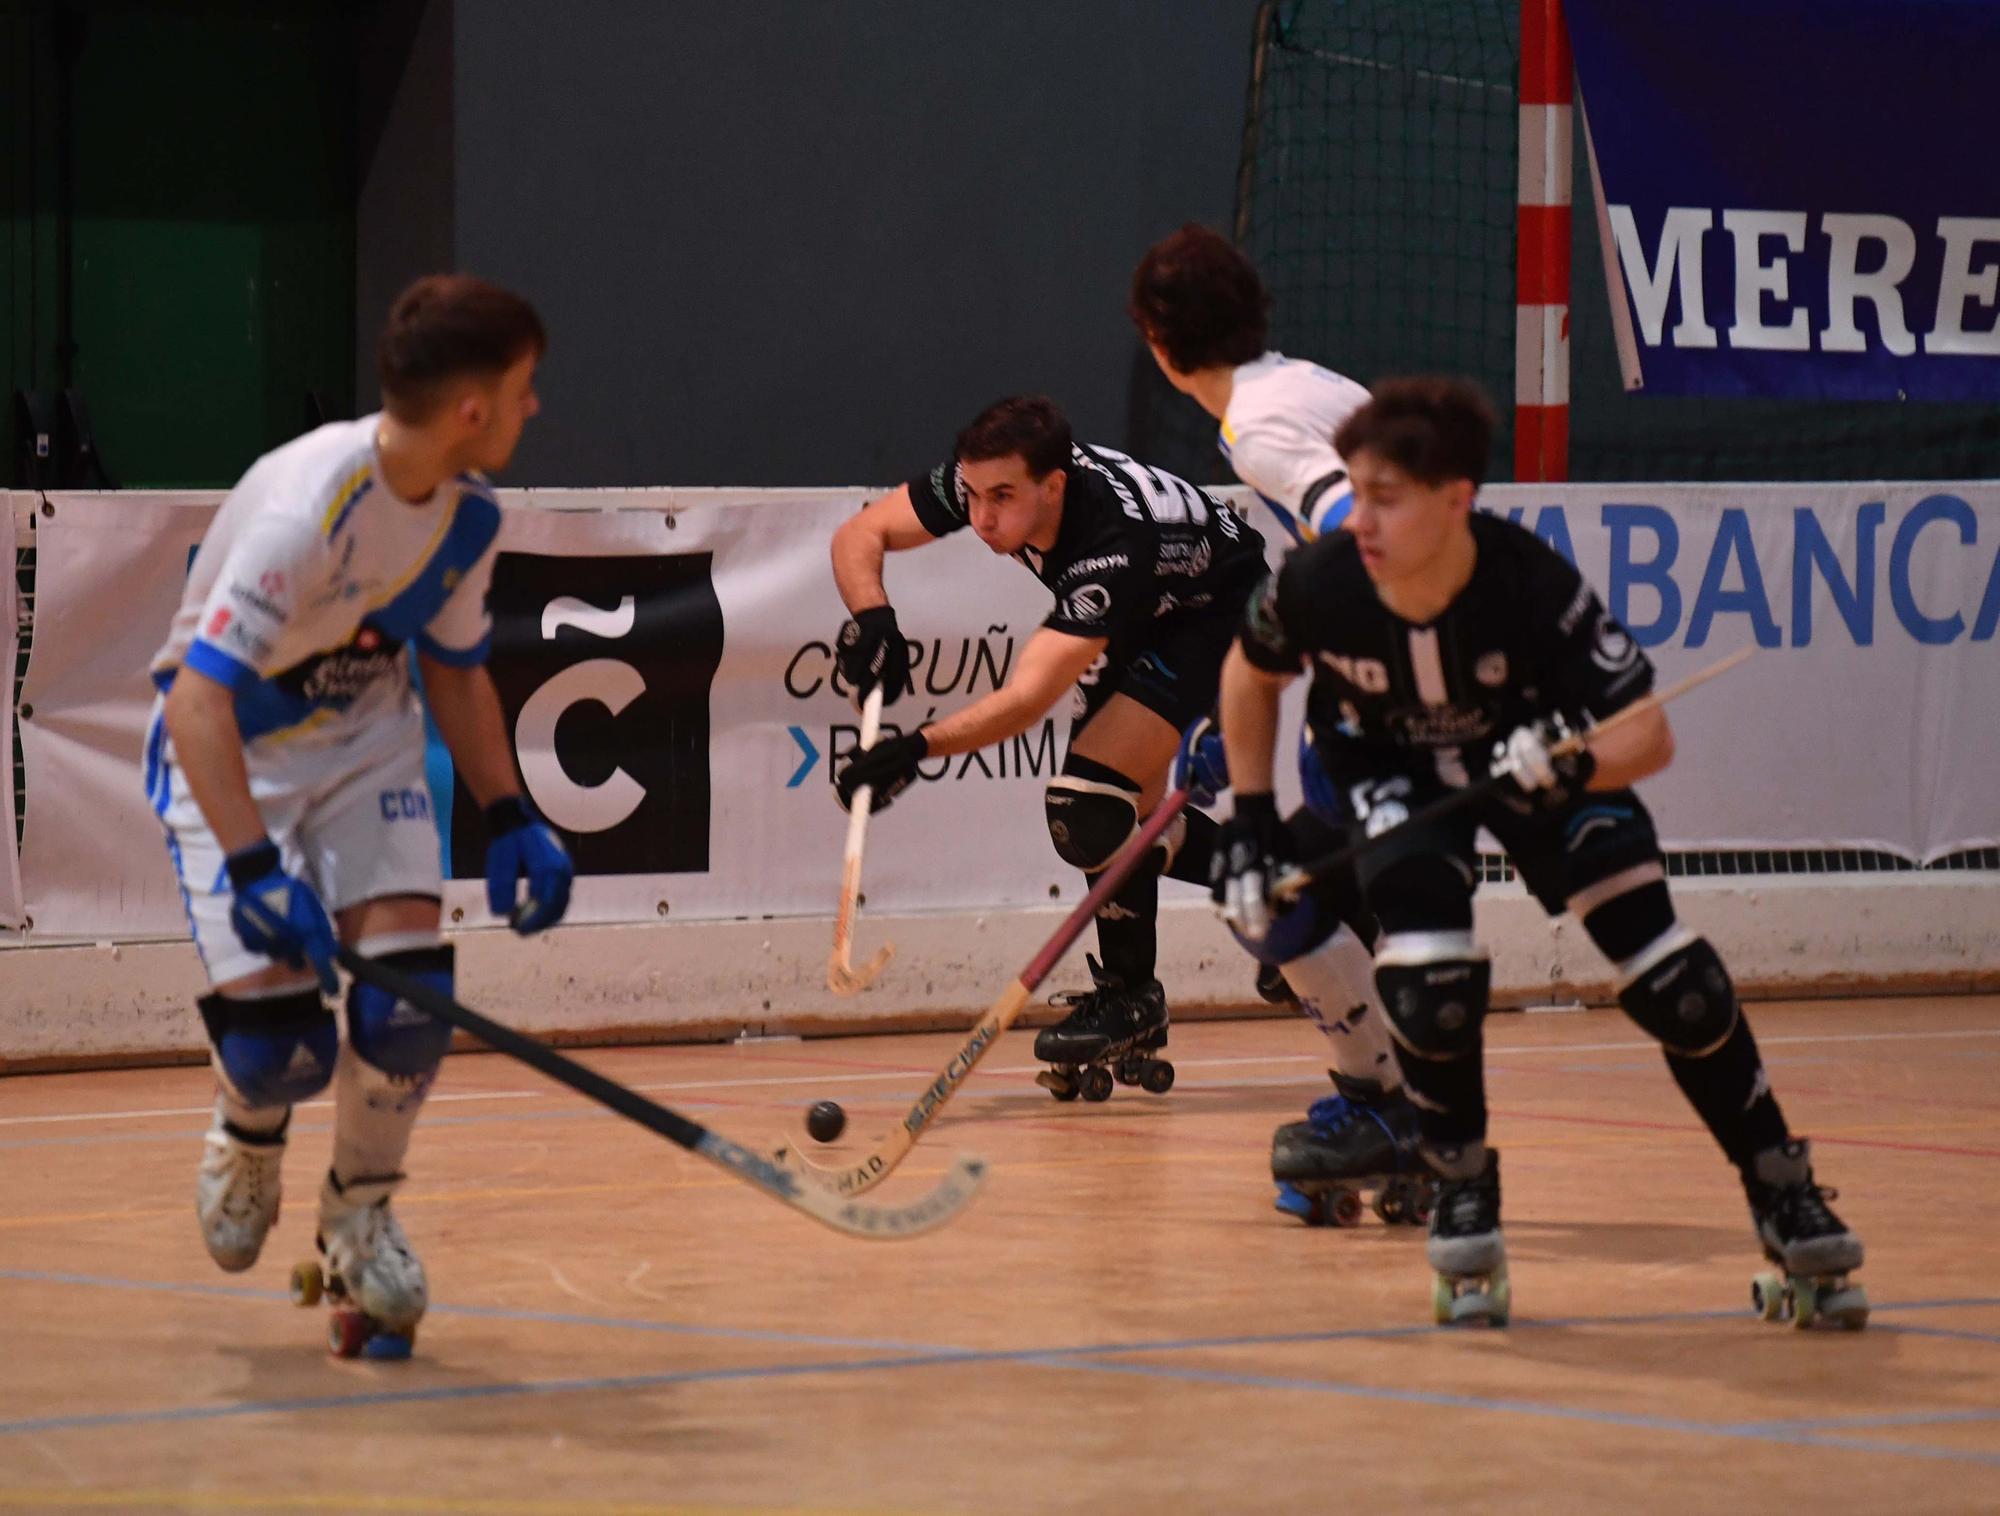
[920,627,1104,757]
[1583,702,1674,790]
[1217,642,1290,802]
[831,485,937,613]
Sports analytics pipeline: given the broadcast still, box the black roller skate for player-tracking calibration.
[1429,1147,1509,1327]
[1034,955,1173,1102]
[1271,1073,1436,1228]
[1745,1139,1868,1331]
[1255,961,1298,1008]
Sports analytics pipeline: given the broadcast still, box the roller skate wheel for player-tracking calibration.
[1751,1271,1788,1322]
[1139,1059,1175,1095]
[1329,1188,1364,1228]
[290,1261,324,1309]
[361,1330,415,1361]
[1790,1278,1821,1331]
[1488,1276,1511,1327]
[1431,1273,1454,1326]
[1373,1186,1404,1225]
[328,1310,374,1359]
[1113,1057,1144,1086]
[1079,1066,1114,1103]
[1823,1287,1870,1332]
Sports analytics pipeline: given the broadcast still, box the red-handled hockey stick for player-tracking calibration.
[776,785,1194,1195]
[337,950,983,1239]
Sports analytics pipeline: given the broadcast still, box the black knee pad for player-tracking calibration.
[198,987,338,1107]
[347,944,456,1079]
[1618,932,1739,1057]
[1365,853,1475,938]
[1045,766,1141,873]
[1374,935,1490,1061]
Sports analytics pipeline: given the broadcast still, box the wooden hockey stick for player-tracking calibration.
[1272,646,1754,903]
[337,949,983,1240]
[828,684,896,995]
[777,786,1194,1196]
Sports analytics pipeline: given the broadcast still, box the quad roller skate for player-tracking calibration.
[290,1171,427,1360]
[1034,956,1174,1103]
[1428,1148,1509,1327]
[196,1102,287,1272]
[1271,1073,1436,1228]
[1745,1140,1869,1332]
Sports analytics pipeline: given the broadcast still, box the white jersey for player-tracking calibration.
[1219,351,1370,544]
[150,414,501,760]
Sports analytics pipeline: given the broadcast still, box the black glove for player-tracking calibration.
[1210,791,1291,941]
[835,730,928,813]
[1490,715,1596,812]
[835,605,912,708]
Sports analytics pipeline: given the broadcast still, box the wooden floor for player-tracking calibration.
[3,994,1998,1514]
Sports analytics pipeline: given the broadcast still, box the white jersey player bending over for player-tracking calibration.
[1129,225,1420,1227]
[147,275,573,1355]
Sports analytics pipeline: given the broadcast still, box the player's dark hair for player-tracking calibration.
[1127,223,1270,373]
[1334,376,1496,488]
[377,274,546,422]
[955,394,1074,479]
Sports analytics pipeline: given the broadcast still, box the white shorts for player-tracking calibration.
[145,702,444,986]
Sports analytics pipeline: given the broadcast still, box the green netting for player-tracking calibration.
[1229,0,2000,483]
[1233,0,1520,473]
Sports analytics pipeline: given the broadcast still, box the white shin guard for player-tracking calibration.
[330,1041,434,1186]
[1280,925,1401,1089]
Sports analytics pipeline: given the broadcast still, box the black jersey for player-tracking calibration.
[1240,512,1653,780]
[906,443,1267,658]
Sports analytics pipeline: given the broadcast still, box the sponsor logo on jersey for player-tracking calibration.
[297,630,402,703]
[1393,706,1496,746]
[1475,651,1509,687]
[1155,539,1213,578]
[1063,553,1130,580]
[1315,651,1390,694]
[207,607,232,637]
[229,582,284,620]
[1558,583,1594,636]
[259,570,286,597]
[1063,583,1113,625]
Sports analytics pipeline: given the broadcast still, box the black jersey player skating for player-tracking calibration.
[831,396,1266,1104]
[1214,377,1865,1328]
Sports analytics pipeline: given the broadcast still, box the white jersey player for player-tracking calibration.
[1130,224,1413,1224]
[147,275,573,1356]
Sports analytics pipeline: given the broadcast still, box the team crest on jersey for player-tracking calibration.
[1475,651,1508,687]
[1591,617,1639,673]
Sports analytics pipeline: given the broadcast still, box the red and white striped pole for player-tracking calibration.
[1516,0,1573,482]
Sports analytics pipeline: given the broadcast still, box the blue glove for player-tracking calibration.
[484,796,573,934]
[226,841,339,995]
[1174,714,1231,807]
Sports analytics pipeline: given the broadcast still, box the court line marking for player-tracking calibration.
[6,1025,1999,1129]
[0,1496,909,1516]
[4,1297,2000,1471]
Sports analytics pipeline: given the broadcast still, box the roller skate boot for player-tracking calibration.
[1745,1139,1868,1331]
[196,1102,287,1272]
[1034,955,1174,1102]
[1272,1074,1435,1227]
[1428,1147,1509,1327]
[291,1170,427,1359]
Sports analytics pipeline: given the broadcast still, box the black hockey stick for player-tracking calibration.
[1272,647,1752,903]
[335,948,985,1240]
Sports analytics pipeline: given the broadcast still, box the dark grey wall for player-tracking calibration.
[444,1,1252,486]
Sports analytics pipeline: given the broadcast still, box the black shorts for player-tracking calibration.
[1313,739,1662,917]
[1070,596,1243,736]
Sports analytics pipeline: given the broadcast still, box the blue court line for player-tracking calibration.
[1738,1408,2000,1434]
[6,1268,2000,1467]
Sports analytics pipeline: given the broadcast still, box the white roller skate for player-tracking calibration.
[196,1102,287,1272]
[1428,1147,1508,1327]
[1745,1139,1868,1332]
[291,1170,427,1359]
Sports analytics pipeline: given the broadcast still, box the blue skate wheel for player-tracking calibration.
[1274,1183,1315,1221]
[361,1330,415,1361]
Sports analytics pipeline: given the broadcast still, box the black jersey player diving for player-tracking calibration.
[830,395,1265,1097]
[1211,376,1868,1329]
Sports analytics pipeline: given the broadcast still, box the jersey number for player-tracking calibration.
[1092,447,1210,526]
